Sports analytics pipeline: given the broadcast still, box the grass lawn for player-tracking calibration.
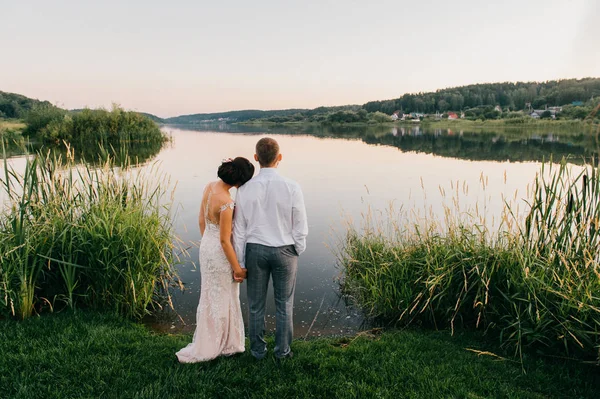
[1,312,599,399]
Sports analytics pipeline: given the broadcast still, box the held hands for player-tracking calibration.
[233,268,247,283]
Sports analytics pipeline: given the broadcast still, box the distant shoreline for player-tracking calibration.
[237,118,595,129]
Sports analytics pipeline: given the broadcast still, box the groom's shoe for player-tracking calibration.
[275,351,293,361]
[251,350,267,361]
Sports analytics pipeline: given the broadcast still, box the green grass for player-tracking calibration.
[0,312,598,398]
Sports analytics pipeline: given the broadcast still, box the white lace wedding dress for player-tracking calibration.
[176,188,245,362]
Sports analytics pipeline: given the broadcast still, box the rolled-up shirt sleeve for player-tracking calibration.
[291,184,308,255]
[233,189,247,268]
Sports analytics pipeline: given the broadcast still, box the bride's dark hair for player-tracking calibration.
[217,157,255,186]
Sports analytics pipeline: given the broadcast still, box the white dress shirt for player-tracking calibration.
[233,168,308,268]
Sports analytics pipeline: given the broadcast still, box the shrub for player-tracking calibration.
[24,105,167,147]
[23,104,66,136]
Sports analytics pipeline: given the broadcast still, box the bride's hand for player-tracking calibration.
[233,268,247,282]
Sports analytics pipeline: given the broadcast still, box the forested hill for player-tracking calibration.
[363,78,600,114]
[4,78,599,124]
[164,109,305,124]
[1,92,165,123]
[138,112,164,123]
[0,91,53,118]
[163,105,360,124]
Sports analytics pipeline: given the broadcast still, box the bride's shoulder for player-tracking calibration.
[214,195,235,213]
[203,180,221,194]
[210,188,234,205]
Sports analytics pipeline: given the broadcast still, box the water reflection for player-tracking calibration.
[1,140,166,167]
[3,123,594,336]
[154,126,567,337]
[170,123,598,164]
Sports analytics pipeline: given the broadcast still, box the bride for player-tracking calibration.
[176,157,255,363]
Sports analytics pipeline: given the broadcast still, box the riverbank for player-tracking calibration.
[237,118,595,131]
[419,118,594,129]
[1,312,599,398]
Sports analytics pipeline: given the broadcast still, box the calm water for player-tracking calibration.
[144,123,594,336]
[2,123,595,336]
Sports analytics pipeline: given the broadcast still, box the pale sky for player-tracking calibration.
[1,0,598,118]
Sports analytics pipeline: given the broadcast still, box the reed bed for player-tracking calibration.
[0,146,179,320]
[341,121,600,363]
[24,105,167,147]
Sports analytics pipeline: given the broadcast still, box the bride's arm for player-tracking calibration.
[198,205,206,236]
[219,207,246,281]
[198,187,208,236]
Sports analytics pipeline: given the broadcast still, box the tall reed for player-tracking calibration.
[341,120,600,362]
[0,145,179,319]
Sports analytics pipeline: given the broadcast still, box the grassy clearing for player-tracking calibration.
[341,123,600,363]
[0,119,27,152]
[0,312,598,399]
[0,148,179,320]
[0,119,26,132]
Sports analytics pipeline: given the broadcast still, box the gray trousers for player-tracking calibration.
[246,243,298,359]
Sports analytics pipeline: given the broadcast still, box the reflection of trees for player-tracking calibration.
[171,123,597,164]
[1,139,29,159]
[52,141,165,166]
[362,132,596,164]
[5,140,164,167]
[167,122,393,137]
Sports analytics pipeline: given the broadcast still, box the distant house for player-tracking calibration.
[391,111,400,121]
[460,111,465,119]
[447,112,459,120]
[494,105,503,113]
[531,108,558,119]
[572,101,584,106]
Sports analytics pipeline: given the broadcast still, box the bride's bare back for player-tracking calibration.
[199,181,234,229]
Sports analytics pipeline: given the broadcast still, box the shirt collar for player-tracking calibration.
[259,168,279,176]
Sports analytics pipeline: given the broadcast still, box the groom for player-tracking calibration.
[233,137,308,359]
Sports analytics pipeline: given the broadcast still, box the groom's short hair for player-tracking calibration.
[256,137,280,167]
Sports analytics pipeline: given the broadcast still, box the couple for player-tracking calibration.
[176,137,308,362]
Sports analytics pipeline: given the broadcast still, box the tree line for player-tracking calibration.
[227,78,600,124]
[363,78,600,114]
[4,78,599,126]
[0,91,53,119]
[164,105,362,124]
